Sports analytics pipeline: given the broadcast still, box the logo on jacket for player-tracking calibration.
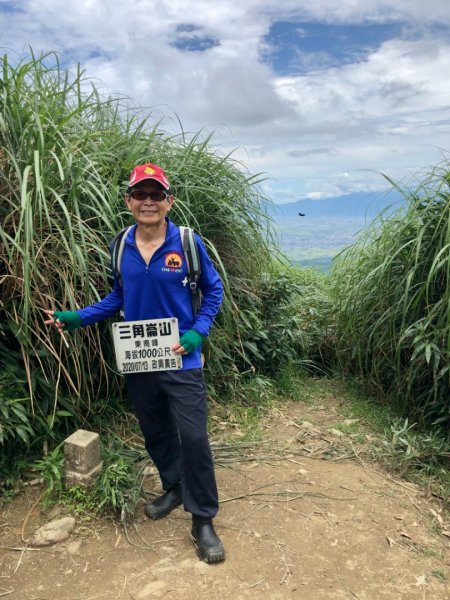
[162,252,183,273]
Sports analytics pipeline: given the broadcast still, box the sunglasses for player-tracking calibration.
[129,190,169,202]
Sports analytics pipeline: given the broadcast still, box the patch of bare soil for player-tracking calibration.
[2,387,450,600]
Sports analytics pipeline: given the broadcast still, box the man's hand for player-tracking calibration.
[172,329,204,355]
[44,310,82,332]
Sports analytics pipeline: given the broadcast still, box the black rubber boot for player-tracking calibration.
[191,516,225,563]
[144,483,182,520]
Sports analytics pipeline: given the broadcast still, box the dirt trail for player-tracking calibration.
[2,383,450,600]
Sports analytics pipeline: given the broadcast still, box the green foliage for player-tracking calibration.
[0,51,282,452]
[363,415,450,500]
[336,379,393,434]
[0,50,333,476]
[0,340,77,498]
[243,270,305,375]
[380,418,450,475]
[209,375,277,442]
[284,266,335,370]
[31,438,144,521]
[0,457,27,503]
[1,51,134,434]
[60,485,99,517]
[431,569,446,581]
[0,345,33,447]
[93,442,144,521]
[231,375,276,406]
[0,353,37,499]
[0,392,34,447]
[32,443,65,503]
[333,163,450,429]
[207,264,333,397]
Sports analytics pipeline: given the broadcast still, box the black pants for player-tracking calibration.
[125,369,218,519]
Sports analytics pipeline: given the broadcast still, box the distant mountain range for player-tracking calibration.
[267,190,405,272]
[267,190,404,219]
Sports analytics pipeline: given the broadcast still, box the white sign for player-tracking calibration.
[112,318,182,374]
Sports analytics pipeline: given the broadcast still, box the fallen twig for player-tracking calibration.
[247,577,267,588]
[333,562,362,599]
[0,546,52,552]
[10,543,27,577]
[21,490,45,543]
[219,490,356,504]
[120,520,154,551]
[277,543,292,585]
[115,575,128,600]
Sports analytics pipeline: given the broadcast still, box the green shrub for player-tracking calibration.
[333,164,450,429]
[31,438,144,521]
[32,443,65,504]
[0,51,333,480]
[93,442,144,522]
[0,51,295,462]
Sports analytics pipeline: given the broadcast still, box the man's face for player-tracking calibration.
[125,180,174,227]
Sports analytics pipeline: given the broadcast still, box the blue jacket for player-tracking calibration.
[77,219,223,370]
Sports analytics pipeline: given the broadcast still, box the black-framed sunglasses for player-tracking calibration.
[129,190,169,202]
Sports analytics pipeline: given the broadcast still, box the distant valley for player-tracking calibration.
[269,190,403,271]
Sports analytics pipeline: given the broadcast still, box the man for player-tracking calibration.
[44,163,225,563]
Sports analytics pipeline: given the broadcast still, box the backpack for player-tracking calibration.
[109,225,202,315]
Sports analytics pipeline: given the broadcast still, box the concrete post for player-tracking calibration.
[64,429,102,488]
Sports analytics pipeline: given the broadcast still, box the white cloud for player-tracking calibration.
[1,0,450,200]
[276,38,450,121]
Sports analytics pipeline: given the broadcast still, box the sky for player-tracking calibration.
[1,0,450,203]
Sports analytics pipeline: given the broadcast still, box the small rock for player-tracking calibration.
[31,517,76,546]
[301,421,315,429]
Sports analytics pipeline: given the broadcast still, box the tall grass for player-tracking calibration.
[333,163,450,429]
[0,53,148,419]
[1,52,309,465]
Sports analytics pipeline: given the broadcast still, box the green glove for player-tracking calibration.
[179,329,205,354]
[53,311,82,331]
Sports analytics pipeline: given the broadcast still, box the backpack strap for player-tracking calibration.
[109,225,133,287]
[180,226,202,315]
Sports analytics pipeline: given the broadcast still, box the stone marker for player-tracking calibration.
[64,429,102,487]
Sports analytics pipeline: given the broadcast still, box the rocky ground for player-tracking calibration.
[1,381,450,599]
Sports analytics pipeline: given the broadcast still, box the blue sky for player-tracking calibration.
[1,0,450,203]
[263,21,405,75]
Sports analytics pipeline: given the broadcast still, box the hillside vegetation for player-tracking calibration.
[2,51,450,504]
[0,53,327,483]
[333,167,450,430]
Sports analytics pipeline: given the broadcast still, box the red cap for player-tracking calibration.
[128,163,170,190]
